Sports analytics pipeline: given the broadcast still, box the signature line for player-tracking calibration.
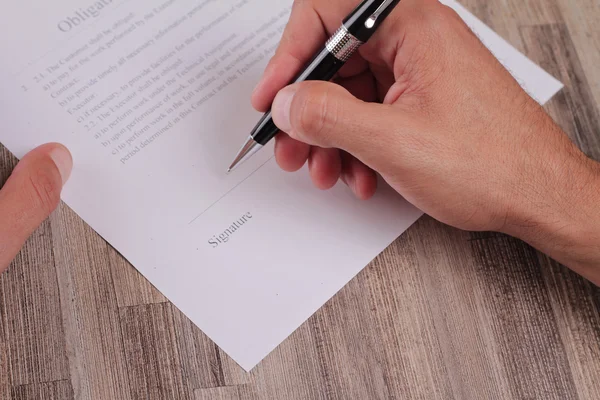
[188,156,274,225]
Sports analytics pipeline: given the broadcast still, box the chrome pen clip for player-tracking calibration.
[365,0,396,28]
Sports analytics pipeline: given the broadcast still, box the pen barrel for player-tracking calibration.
[252,49,345,145]
[250,111,279,145]
[245,0,402,158]
[293,47,345,83]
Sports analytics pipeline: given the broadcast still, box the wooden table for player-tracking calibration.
[1,0,599,399]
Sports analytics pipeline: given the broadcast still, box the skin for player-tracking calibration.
[0,143,72,273]
[252,0,600,284]
[1,0,599,286]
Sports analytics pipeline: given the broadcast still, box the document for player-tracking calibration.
[0,0,562,370]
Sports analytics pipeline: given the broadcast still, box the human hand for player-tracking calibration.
[0,143,72,273]
[252,0,600,281]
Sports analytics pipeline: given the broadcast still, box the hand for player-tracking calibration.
[252,0,600,282]
[0,143,72,273]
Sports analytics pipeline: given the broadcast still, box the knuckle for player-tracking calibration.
[406,0,455,40]
[425,5,465,41]
[293,84,339,144]
[27,164,61,215]
[400,5,459,92]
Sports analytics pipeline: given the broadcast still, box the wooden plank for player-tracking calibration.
[11,380,74,400]
[0,342,10,400]
[555,0,600,107]
[247,225,447,399]
[0,146,68,388]
[51,205,133,400]
[0,147,10,400]
[413,216,582,399]
[539,256,600,400]
[218,349,251,387]
[0,0,599,398]
[247,323,327,400]
[171,304,249,393]
[109,246,166,308]
[468,233,578,399]
[411,218,512,399]
[119,302,187,400]
[520,23,600,160]
[519,22,600,400]
[1,220,69,386]
[0,130,15,400]
[459,0,562,54]
[0,144,17,184]
[365,224,469,399]
[303,274,391,399]
[171,305,223,391]
[194,385,257,400]
[289,228,454,400]
[463,0,563,26]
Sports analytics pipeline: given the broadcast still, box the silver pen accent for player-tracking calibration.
[365,0,397,28]
[325,26,363,62]
[227,136,263,173]
[227,0,402,172]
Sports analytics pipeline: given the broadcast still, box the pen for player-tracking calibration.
[228,0,401,172]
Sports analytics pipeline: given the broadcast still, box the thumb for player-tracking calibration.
[0,143,72,272]
[271,81,399,159]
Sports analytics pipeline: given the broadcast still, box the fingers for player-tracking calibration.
[272,71,379,198]
[308,147,341,190]
[337,53,370,79]
[273,70,376,168]
[271,80,401,163]
[251,0,369,111]
[251,1,328,111]
[340,152,377,200]
[275,133,343,190]
[252,0,450,111]
[0,143,72,272]
[273,71,379,182]
[275,136,377,199]
[335,70,378,103]
[274,133,310,171]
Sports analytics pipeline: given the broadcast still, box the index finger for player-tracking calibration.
[251,0,359,111]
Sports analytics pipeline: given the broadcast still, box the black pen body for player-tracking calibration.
[251,48,344,145]
[344,0,401,41]
[250,0,403,146]
[230,0,403,171]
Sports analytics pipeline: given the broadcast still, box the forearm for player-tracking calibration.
[534,167,600,284]
[504,120,600,285]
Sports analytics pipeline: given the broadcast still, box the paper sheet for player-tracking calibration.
[0,0,562,370]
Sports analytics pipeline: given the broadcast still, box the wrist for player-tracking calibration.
[502,124,600,284]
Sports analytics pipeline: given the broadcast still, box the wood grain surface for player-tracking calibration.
[1,0,600,399]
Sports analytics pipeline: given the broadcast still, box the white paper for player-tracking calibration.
[0,0,562,370]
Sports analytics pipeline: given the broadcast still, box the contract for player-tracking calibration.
[0,0,563,370]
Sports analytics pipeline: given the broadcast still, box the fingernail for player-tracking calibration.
[49,145,73,186]
[272,86,296,133]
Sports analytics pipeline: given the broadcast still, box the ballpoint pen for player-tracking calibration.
[227,0,401,172]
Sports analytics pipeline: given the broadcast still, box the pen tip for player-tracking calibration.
[227,136,263,173]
